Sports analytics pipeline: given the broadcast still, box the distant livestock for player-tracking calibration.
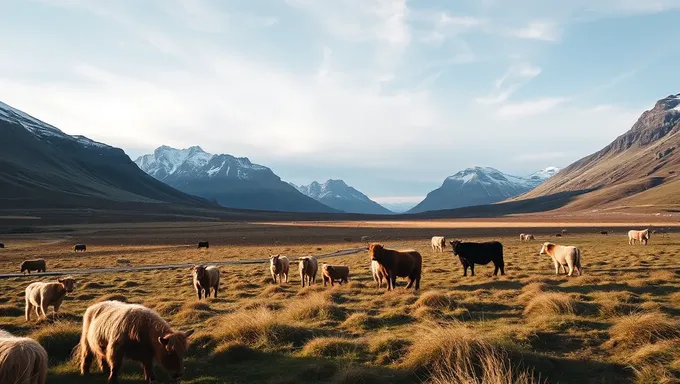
[520,234,535,241]
[322,264,350,286]
[269,255,290,284]
[79,300,194,384]
[25,277,76,321]
[555,233,562,237]
[371,260,387,289]
[600,231,608,235]
[74,244,87,252]
[431,236,446,252]
[628,229,650,245]
[561,229,567,234]
[0,243,4,248]
[0,329,48,384]
[369,243,422,290]
[298,256,319,287]
[449,240,505,277]
[21,259,46,274]
[540,242,583,277]
[198,241,210,249]
[191,265,220,300]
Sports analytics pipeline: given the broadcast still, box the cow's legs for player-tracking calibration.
[470,264,475,276]
[500,264,505,275]
[554,261,560,275]
[567,261,575,277]
[462,265,468,277]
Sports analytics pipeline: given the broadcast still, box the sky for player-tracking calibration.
[2,0,679,207]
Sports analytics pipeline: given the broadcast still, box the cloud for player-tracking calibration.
[509,21,561,42]
[476,63,542,105]
[497,97,568,118]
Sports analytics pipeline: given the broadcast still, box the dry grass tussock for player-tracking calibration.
[607,312,680,350]
[29,322,81,363]
[516,283,548,304]
[523,292,577,319]
[282,292,346,322]
[400,325,543,383]
[629,340,680,366]
[300,337,367,358]
[415,291,457,310]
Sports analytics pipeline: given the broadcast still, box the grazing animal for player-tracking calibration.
[361,236,371,242]
[269,255,290,284]
[555,233,562,237]
[561,229,567,234]
[0,330,48,384]
[74,244,87,252]
[79,300,194,384]
[25,277,76,321]
[519,233,526,241]
[322,264,350,286]
[628,229,650,245]
[368,243,422,290]
[449,240,505,277]
[522,234,535,241]
[197,241,210,249]
[21,259,46,274]
[371,260,387,288]
[191,265,220,300]
[540,242,583,277]
[431,236,446,252]
[298,256,319,287]
[0,243,4,249]
[600,231,608,235]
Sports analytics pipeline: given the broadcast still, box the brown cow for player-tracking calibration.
[368,243,422,290]
[191,265,220,300]
[322,264,350,286]
[0,330,48,384]
[298,256,318,287]
[25,277,76,321]
[79,300,194,384]
[21,259,46,274]
[269,255,290,284]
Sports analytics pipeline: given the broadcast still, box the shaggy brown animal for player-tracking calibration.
[0,329,48,384]
[192,265,220,300]
[368,243,422,290]
[269,255,290,285]
[298,256,318,287]
[20,259,46,274]
[74,244,87,252]
[25,277,76,321]
[322,264,350,286]
[371,260,387,288]
[79,301,194,384]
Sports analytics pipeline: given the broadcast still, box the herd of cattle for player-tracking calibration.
[0,227,655,383]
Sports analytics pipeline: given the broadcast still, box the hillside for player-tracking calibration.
[408,166,558,213]
[518,94,680,210]
[0,101,210,210]
[292,179,392,214]
[135,146,337,213]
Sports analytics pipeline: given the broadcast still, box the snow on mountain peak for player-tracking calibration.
[445,166,559,189]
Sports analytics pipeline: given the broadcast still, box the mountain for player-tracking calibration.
[517,94,680,210]
[407,166,559,213]
[0,101,210,210]
[291,179,392,214]
[380,202,419,214]
[135,146,337,213]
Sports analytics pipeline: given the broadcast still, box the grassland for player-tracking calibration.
[1,222,679,383]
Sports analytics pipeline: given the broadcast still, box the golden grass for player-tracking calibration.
[282,292,346,322]
[414,291,456,310]
[300,337,367,358]
[29,322,81,363]
[523,292,577,319]
[607,312,680,349]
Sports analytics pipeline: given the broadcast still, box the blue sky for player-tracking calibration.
[2,0,679,206]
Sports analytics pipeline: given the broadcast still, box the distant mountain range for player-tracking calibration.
[291,179,392,214]
[516,94,680,210]
[0,101,209,210]
[135,146,337,213]
[408,166,559,213]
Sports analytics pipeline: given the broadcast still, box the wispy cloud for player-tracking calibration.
[497,97,569,118]
[476,63,542,105]
[509,21,561,42]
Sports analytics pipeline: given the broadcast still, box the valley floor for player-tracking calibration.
[0,221,679,383]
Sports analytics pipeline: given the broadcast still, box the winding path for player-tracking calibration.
[0,247,368,279]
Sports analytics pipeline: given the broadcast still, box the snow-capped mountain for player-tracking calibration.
[0,101,209,209]
[408,166,559,213]
[292,179,392,214]
[135,146,337,213]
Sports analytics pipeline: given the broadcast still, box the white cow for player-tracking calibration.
[431,236,446,252]
[540,242,583,277]
[628,229,650,245]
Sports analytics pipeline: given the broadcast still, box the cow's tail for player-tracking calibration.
[576,248,584,275]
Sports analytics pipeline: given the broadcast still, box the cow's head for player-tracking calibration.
[539,242,554,255]
[300,257,310,271]
[270,255,280,269]
[192,265,206,280]
[158,329,194,382]
[449,240,462,254]
[325,265,335,274]
[58,277,76,293]
[440,237,447,247]
[20,261,27,272]
[368,243,384,261]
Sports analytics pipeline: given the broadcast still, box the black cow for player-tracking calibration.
[600,231,608,235]
[198,241,210,249]
[74,244,87,252]
[0,243,4,249]
[449,240,504,277]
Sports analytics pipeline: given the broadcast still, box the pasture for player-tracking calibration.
[0,222,679,383]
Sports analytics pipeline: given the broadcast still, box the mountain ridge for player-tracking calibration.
[292,179,392,214]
